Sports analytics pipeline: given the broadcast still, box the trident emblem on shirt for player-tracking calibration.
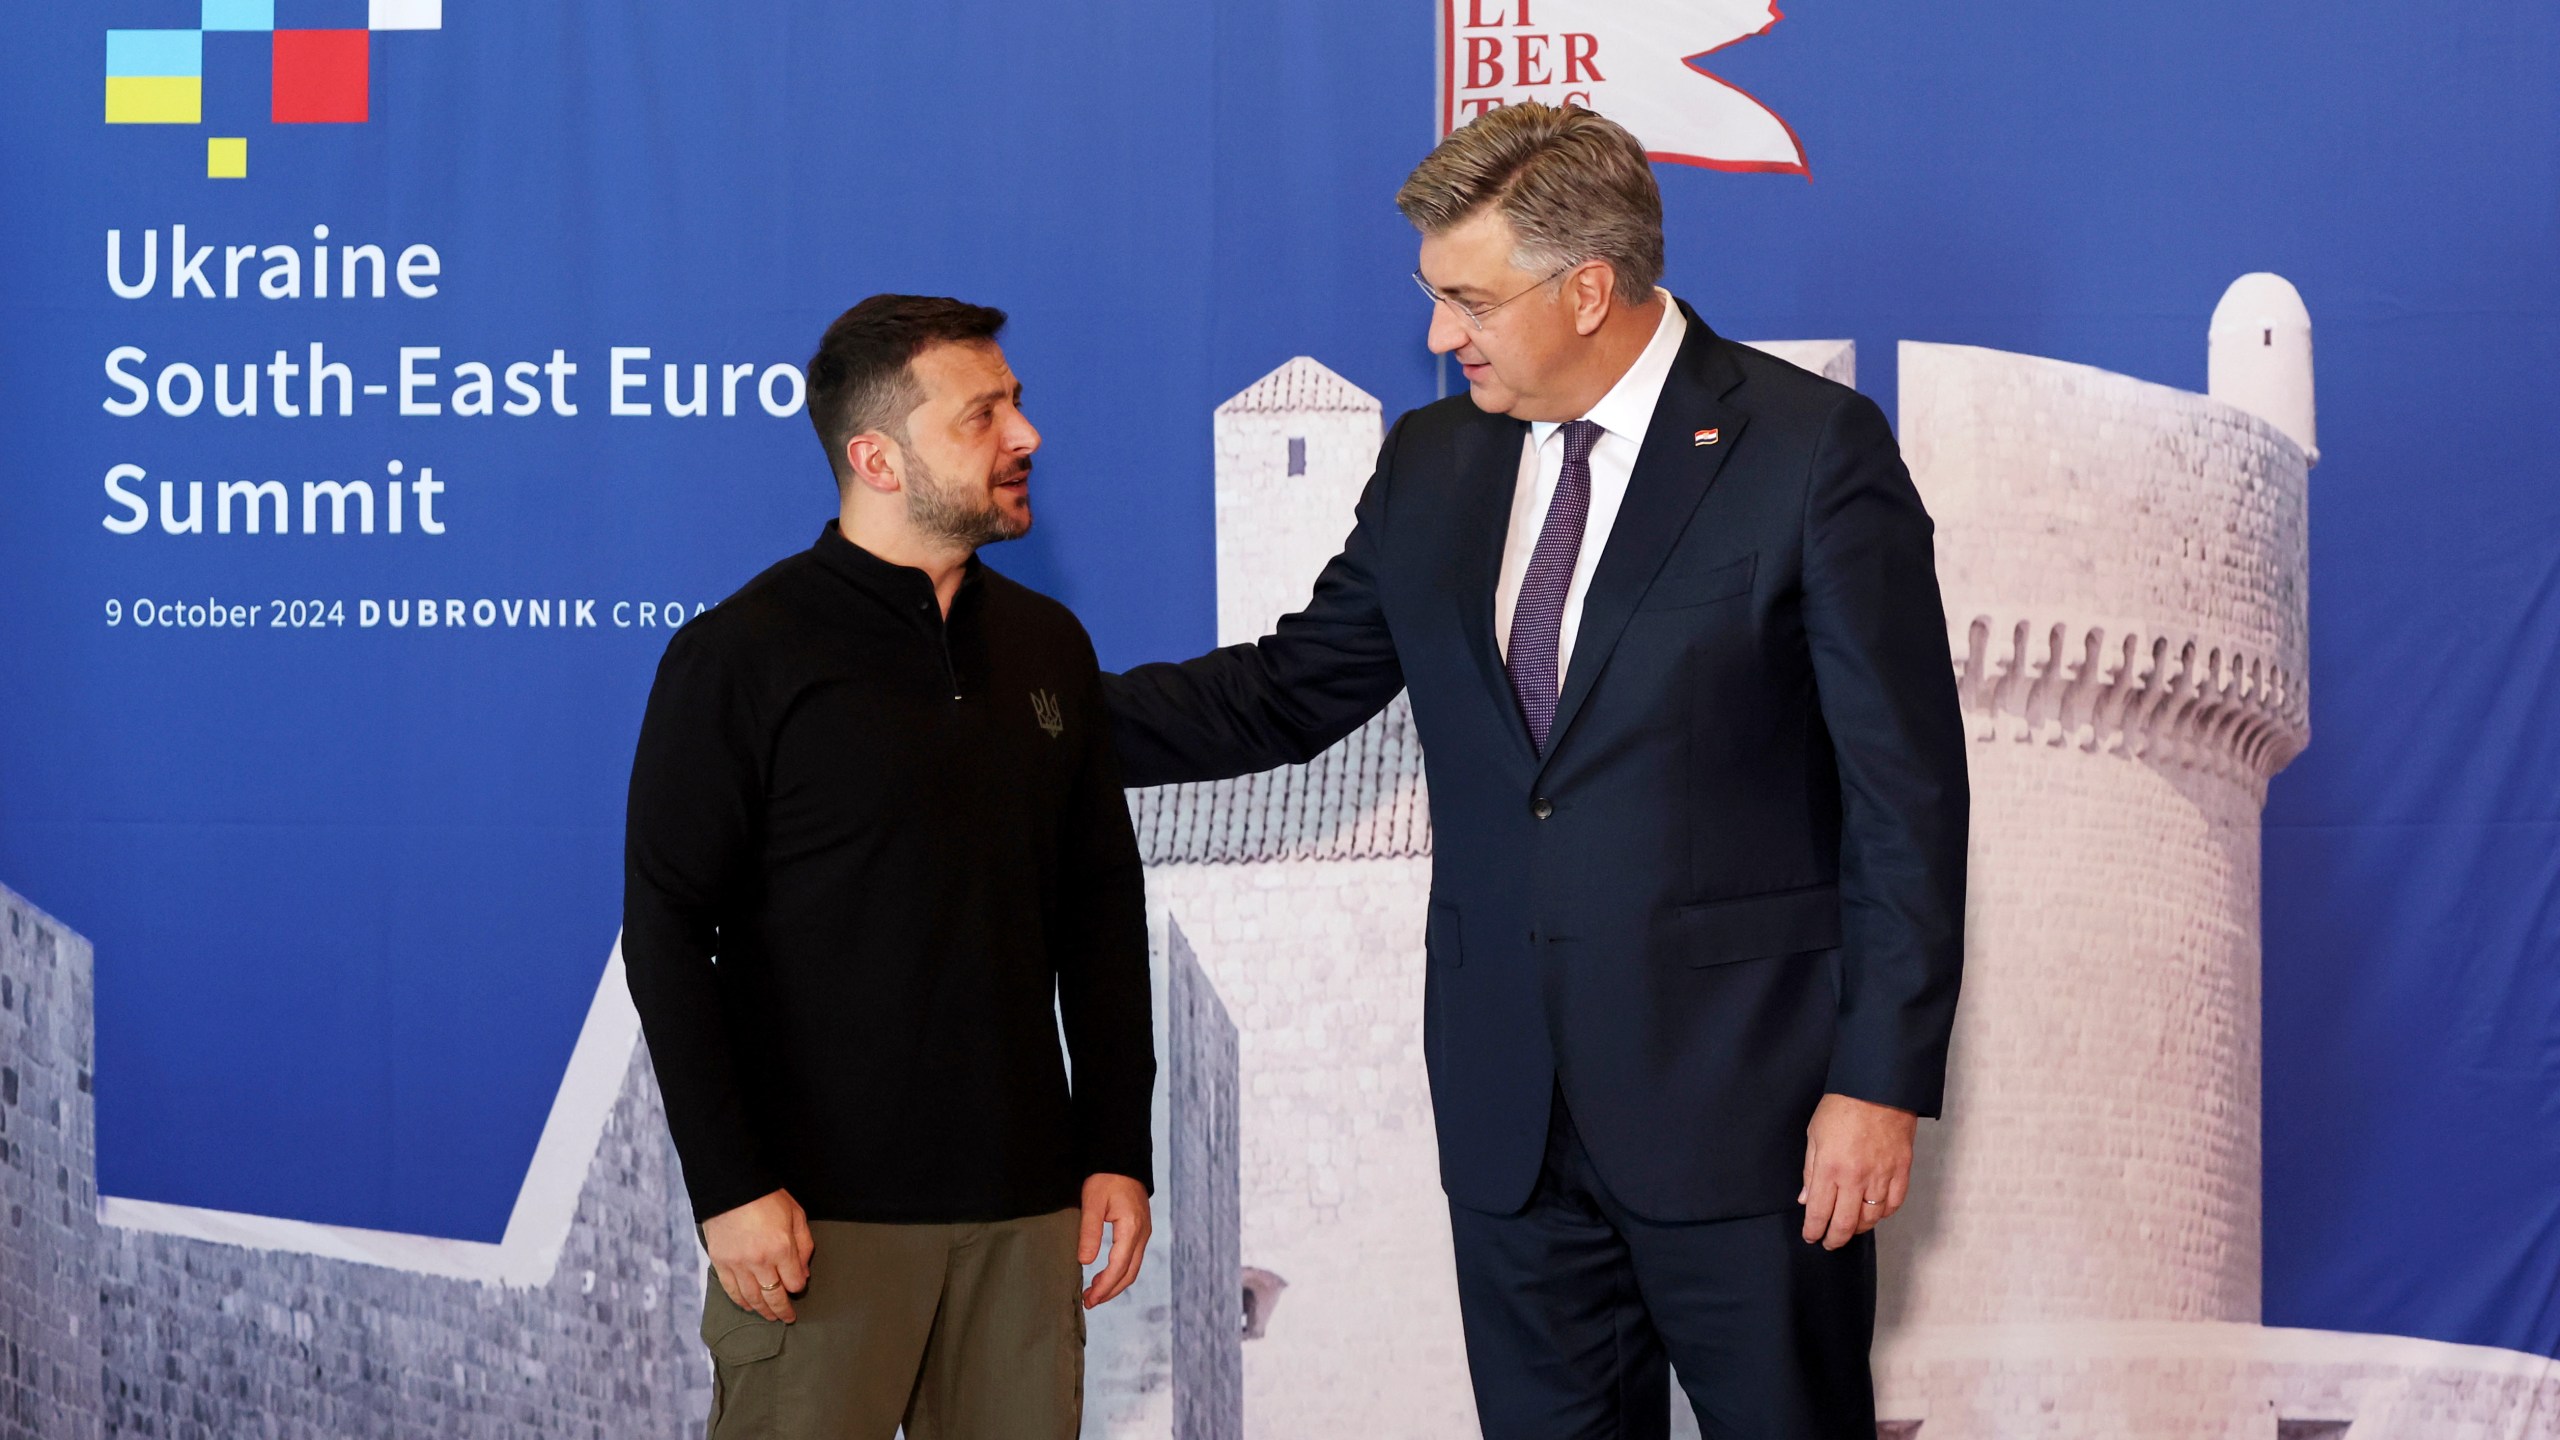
[1030,689,1064,738]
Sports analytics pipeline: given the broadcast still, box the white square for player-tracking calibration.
[369,0,442,30]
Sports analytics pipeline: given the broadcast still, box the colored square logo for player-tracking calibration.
[368,0,440,30]
[105,3,435,171]
[272,29,368,123]
[203,0,277,31]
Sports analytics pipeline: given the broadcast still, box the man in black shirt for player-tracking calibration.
[623,295,1155,1439]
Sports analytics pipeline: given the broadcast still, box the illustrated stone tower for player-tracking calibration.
[1874,275,2317,1431]
[1212,358,1387,651]
[2209,271,2318,465]
[1130,357,1466,1435]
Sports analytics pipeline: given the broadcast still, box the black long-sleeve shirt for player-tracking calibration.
[623,523,1154,1225]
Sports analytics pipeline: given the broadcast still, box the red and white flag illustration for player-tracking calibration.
[1437,0,1807,176]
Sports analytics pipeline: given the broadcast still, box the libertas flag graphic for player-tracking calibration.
[1437,0,1808,173]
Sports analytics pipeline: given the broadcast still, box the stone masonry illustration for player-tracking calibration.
[0,911,1238,1440]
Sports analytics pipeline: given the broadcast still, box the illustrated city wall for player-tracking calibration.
[0,898,1240,1440]
[7,275,2557,1438]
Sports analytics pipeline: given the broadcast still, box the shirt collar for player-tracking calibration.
[1530,290,1688,450]
[811,520,979,612]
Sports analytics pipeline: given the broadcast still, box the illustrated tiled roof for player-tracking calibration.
[1216,357,1380,416]
[1130,693,1429,863]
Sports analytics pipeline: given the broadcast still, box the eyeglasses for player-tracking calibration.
[1412,264,1573,332]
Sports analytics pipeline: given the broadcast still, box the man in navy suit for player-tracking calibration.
[1104,103,1968,1437]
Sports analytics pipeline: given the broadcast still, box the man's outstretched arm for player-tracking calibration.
[1106,418,1411,786]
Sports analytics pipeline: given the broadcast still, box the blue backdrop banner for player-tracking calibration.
[2,1,2554,1426]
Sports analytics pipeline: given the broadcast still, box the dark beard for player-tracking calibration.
[903,450,1030,549]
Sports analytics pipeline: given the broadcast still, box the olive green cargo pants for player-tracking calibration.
[699,1207,1084,1440]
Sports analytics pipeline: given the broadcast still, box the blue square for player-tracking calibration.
[202,0,275,30]
[272,0,367,26]
[106,28,203,78]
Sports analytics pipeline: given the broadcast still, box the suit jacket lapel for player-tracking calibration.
[1539,315,1748,774]
[1451,409,1536,765]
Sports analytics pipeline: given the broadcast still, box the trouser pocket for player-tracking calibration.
[700,1271,788,1437]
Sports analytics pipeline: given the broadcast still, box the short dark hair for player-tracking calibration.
[805,295,1008,485]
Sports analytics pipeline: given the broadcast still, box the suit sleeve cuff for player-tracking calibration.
[1822,1052,1945,1120]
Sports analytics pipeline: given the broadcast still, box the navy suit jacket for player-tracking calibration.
[1106,306,1968,1222]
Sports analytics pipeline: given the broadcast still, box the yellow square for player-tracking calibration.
[207,137,247,179]
[105,75,201,124]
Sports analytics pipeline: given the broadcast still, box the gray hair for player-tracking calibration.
[1394,103,1664,305]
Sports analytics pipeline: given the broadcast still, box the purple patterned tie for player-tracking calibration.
[1508,419,1602,755]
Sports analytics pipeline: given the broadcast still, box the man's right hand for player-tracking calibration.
[702,1188,815,1323]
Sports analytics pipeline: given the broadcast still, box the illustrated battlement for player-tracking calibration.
[1955,616,2309,788]
[1904,313,2314,793]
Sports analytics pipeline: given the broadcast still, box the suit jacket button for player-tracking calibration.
[1531,797,1554,820]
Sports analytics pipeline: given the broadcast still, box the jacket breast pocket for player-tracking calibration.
[1636,553,1755,613]
[1671,883,1841,967]
[1426,902,1462,969]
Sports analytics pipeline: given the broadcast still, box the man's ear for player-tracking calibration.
[1569,262,1618,337]
[844,432,902,496]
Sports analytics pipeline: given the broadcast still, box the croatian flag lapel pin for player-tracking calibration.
[1693,427,1720,446]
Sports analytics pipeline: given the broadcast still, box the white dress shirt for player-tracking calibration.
[1493,292,1689,682]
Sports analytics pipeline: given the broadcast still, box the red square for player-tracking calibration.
[272,30,369,124]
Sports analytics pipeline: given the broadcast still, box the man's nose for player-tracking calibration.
[1426,305,1467,356]
[1009,411,1041,455]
